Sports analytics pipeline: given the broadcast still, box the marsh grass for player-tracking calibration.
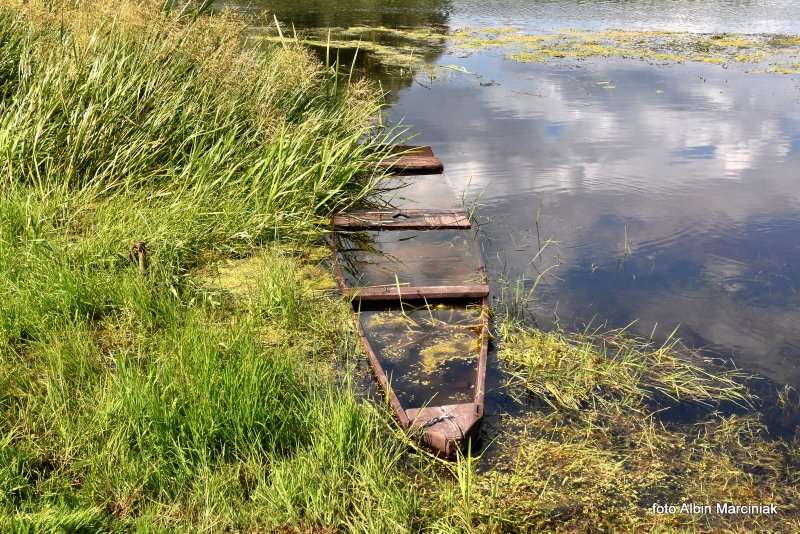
[498,321,751,412]
[470,408,800,532]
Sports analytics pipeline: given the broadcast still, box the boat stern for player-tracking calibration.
[405,403,482,457]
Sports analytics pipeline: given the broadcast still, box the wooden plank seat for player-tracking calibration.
[333,209,470,231]
[376,145,444,175]
[342,284,489,301]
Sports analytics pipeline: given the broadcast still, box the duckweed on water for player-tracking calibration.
[261,24,447,74]
[456,28,800,73]
[508,30,800,73]
[363,306,484,381]
[267,25,800,75]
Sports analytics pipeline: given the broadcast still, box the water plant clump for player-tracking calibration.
[261,24,448,76]
[470,408,799,531]
[497,321,752,411]
[454,27,800,73]
[417,333,475,375]
[365,305,483,373]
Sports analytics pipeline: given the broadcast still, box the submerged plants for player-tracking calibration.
[268,23,800,77]
[498,322,751,411]
[480,322,800,531]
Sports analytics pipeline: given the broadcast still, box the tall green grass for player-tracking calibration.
[0,1,431,530]
[0,0,391,246]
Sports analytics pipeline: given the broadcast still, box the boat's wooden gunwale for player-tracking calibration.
[474,294,489,416]
[354,312,411,427]
[342,284,489,301]
[391,145,435,157]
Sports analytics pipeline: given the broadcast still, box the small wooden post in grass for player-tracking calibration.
[130,241,148,274]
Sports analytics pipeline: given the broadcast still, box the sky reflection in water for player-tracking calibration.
[390,55,800,387]
[231,1,800,389]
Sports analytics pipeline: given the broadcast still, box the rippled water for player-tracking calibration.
[230,1,800,394]
[450,0,800,33]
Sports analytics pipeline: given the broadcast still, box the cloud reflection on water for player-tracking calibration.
[388,54,800,386]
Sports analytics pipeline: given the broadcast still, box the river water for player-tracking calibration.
[228,2,800,401]
[231,0,800,34]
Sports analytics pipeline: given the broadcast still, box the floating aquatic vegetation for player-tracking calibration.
[471,409,800,532]
[260,24,447,75]
[262,35,427,70]
[454,322,800,531]
[339,25,448,43]
[264,24,800,76]
[359,304,484,405]
[363,305,482,374]
[197,255,266,298]
[418,333,476,375]
[454,28,800,73]
[497,321,751,411]
[195,247,338,300]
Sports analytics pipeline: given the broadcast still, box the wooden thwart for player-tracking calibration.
[333,209,470,231]
[343,284,489,301]
[377,145,444,175]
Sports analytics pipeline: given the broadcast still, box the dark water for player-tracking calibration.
[230,2,800,399]
[336,229,484,288]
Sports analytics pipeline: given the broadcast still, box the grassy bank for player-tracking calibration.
[1,1,798,532]
[0,1,422,530]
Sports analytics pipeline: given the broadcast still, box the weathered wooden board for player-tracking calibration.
[377,145,444,175]
[333,209,470,230]
[392,145,435,157]
[343,284,489,301]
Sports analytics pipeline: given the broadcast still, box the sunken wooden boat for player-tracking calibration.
[331,207,490,457]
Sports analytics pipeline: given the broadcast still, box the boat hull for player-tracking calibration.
[332,235,489,457]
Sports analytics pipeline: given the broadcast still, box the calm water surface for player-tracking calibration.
[231,2,800,396]
[231,0,800,33]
